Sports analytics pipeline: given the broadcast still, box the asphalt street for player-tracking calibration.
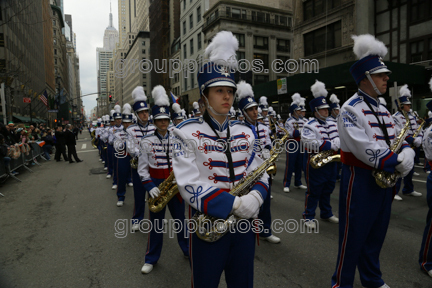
[0,135,431,288]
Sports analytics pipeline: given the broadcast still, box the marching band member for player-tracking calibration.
[172,31,269,288]
[126,86,156,231]
[259,96,270,126]
[283,93,306,193]
[301,81,339,229]
[327,94,340,126]
[95,118,103,160]
[229,107,236,120]
[109,105,123,186]
[277,114,286,139]
[257,107,264,123]
[105,111,115,177]
[138,85,189,274]
[172,103,186,127]
[236,109,244,122]
[393,85,423,200]
[332,34,415,288]
[420,82,432,277]
[237,80,280,244]
[113,103,134,206]
[328,94,342,181]
[299,97,307,119]
[193,101,202,118]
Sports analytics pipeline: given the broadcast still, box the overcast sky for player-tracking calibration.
[64,0,118,119]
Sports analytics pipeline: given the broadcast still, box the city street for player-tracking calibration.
[0,136,431,288]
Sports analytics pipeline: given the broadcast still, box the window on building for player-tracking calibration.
[197,6,201,22]
[183,44,187,59]
[226,7,230,17]
[410,40,424,62]
[280,16,288,26]
[0,33,4,47]
[184,76,188,91]
[54,58,57,65]
[53,29,56,36]
[142,49,146,54]
[190,71,194,88]
[190,38,194,55]
[303,21,341,56]
[129,35,131,39]
[183,0,186,10]
[53,39,57,45]
[190,14,193,29]
[277,39,290,53]
[254,53,269,68]
[142,41,145,46]
[236,51,245,61]
[53,19,56,26]
[303,0,341,21]
[232,8,241,19]
[183,21,186,35]
[254,36,268,49]
[410,0,432,23]
[197,33,202,50]
[254,75,269,86]
[129,40,131,44]
[233,33,245,48]
[54,49,57,55]
[277,55,290,63]
[252,11,266,22]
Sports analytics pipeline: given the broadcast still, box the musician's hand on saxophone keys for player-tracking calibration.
[149,187,161,199]
[232,190,264,219]
[395,148,415,178]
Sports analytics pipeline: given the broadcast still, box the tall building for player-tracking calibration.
[96,6,119,116]
[118,0,133,48]
[0,0,47,122]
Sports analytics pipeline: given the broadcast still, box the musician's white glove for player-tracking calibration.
[149,187,161,199]
[232,190,264,219]
[262,149,271,160]
[413,137,422,148]
[395,148,415,178]
[331,138,340,151]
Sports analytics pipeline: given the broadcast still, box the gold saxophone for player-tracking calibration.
[310,150,341,169]
[148,171,178,213]
[411,117,425,148]
[91,130,97,149]
[130,157,138,169]
[372,109,411,188]
[192,129,290,242]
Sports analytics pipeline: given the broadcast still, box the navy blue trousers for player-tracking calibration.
[395,166,415,195]
[189,207,255,288]
[116,154,131,201]
[283,146,303,188]
[145,178,188,264]
[107,144,114,177]
[331,165,393,288]
[131,168,146,224]
[303,154,337,220]
[419,172,432,273]
[258,177,272,237]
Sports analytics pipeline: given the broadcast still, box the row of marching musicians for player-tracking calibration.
[92,30,432,288]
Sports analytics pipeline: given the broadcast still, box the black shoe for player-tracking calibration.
[69,161,75,163]
[76,160,83,163]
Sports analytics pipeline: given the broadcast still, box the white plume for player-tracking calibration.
[132,86,147,102]
[429,77,432,92]
[123,103,132,114]
[114,105,121,113]
[429,111,432,118]
[299,97,306,107]
[236,81,254,100]
[193,102,199,109]
[268,107,274,113]
[152,85,169,106]
[329,94,340,104]
[311,80,328,98]
[277,114,281,118]
[230,107,235,113]
[110,109,115,117]
[352,34,388,60]
[205,31,238,70]
[172,103,181,113]
[291,93,301,105]
[181,109,186,116]
[259,96,268,106]
[188,114,192,118]
[399,84,411,98]
[379,97,387,106]
[258,107,262,113]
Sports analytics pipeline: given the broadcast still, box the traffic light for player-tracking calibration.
[109,95,112,102]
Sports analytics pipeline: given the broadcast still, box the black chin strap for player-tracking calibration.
[203,111,235,183]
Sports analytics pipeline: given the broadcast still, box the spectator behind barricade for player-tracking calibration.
[6,122,19,144]
[0,134,11,173]
[33,128,42,141]
[42,128,54,161]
